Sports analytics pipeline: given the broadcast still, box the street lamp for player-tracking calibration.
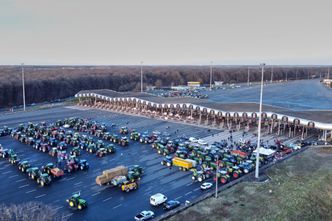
[140,61,143,93]
[21,63,26,111]
[247,67,250,86]
[255,63,265,179]
[215,155,219,198]
[210,61,213,90]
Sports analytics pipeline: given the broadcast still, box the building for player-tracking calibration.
[187,81,201,88]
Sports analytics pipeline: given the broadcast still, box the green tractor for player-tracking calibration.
[191,169,213,182]
[66,193,88,210]
[215,170,231,184]
[37,173,52,187]
[9,151,19,164]
[130,131,140,141]
[18,160,31,173]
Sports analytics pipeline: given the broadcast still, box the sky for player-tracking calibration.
[0,0,331,65]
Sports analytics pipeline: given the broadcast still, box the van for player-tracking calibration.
[150,193,167,206]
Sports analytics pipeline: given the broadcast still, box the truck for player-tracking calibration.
[172,157,196,171]
[96,166,128,186]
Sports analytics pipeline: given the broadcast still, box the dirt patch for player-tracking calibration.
[167,148,332,221]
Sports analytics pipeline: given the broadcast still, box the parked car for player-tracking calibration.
[150,193,167,206]
[200,182,213,190]
[134,210,154,221]
[163,200,180,210]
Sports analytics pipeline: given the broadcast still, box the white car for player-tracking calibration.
[197,139,208,146]
[189,137,198,143]
[150,193,167,206]
[200,182,213,190]
[134,210,154,221]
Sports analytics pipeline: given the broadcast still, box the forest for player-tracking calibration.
[0,65,328,108]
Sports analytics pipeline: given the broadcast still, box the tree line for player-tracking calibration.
[0,65,328,107]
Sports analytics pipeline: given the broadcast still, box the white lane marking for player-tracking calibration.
[112,204,122,209]
[18,184,29,189]
[62,213,73,219]
[35,194,46,199]
[175,196,183,201]
[9,174,19,178]
[194,187,201,191]
[91,192,101,197]
[185,191,192,196]
[2,171,12,175]
[74,181,83,186]
[102,197,112,202]
[54,206,64,211]
[15,178,26,183]
[26,189,37,194]
[66,176,76,181]
[185,183,193,187]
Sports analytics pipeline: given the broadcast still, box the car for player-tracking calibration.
[134,210,154,221]
[150,193,167,206]
[189,137,198,143]
[200,182,213,190]
[197,139,208,146]
[163,200,180,210]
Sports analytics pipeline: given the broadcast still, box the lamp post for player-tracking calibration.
[247,67,250,86]
[210,61,213,90]
[255,63,265,179]
[215,155,219,198]
[140,61,143,93]
[21,63,26,111]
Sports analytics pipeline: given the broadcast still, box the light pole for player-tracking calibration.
[21,63,26,111]
[270,66,273,83]
[140,61,143,93]
[255,63,265,179]
[247,67,250,86]
[328,66,330,79]
[215,155,219,198]
[210,61,213,90]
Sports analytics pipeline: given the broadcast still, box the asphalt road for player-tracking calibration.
[0,106,306,221]
[205,79,332,111]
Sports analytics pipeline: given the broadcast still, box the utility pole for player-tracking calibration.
[247,67,250,86]
[255,63,265,179]
[215,155,219,198]
[328,66,330,79]
[140,61,143,93]
[286,71,288,81]
[209,61,213,90]
[270,65,273,83]
[21,63,26,111]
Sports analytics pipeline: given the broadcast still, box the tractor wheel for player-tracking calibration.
[21,168,24,172]
[78,204,82,210]
[125,188,129,192]
[233,172,239,179]
[89,149,92,153]
[221,177,227,184]
[160,162,164,165]
[166,162,171,167]
[31,175,35,180]
[192,176,196,181]
[69,201,75,207]
[163,152,167,156]
[40,181,45,187]
[158,150,161,154]
[80,166,84,170]
[198,177,203,182]
[37,179,40,184]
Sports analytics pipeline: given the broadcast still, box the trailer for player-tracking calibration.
[172,157,197,171]
[96,166,128,186]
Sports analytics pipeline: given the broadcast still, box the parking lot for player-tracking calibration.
[0,106,308,221]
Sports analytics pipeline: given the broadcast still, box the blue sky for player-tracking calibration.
[1,0,331,65]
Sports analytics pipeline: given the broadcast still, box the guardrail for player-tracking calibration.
[155,145,310,221]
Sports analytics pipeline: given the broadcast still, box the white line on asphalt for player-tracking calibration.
[54,199,60,203]
[185,191,192,196]
[18,184,29,189]
[112,204,122,209]
[25,189,37,194]
[62,213,73,219]
[174,196,183,201]
[74,181,83,186]
[2,171,12,175]
[35,194,46,199]
[91,192,101,197]
[66,176,77,181]
[15,178,26,183]
[194,187,201,192]
[9,174,19,178]
[185,183,193,187]
[103,197,112,202]
[54,206,64,211]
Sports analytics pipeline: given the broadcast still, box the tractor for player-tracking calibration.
[191,169,213,182]
[37,173,52,187]
[130,131,140,141]
[105,144,116,153]
[120,126,129,135]
[9,152,19,164]
[121,181,138,192]
[57,142,68,151]
[161,156,173,167]
[96,140,105,149]
[66,193,88,210]
[18,160,31,173]
[27,167,41,180]
[119,137,129,146]
[96,148,108,157]
[86,144,98,153]
[215,170,231,184]
[70,147,81,157]
[112,134,119,143]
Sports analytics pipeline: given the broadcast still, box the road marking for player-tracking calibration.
[185,183,193,187]
[26,189,37,194]
[174,196,183,201]
[91,192,101,197]
[66,176,77,181]
[102,197,112,202]
[185,191,192,196]
[18,184,29,189]
[15,178,26,183]
[54,206,64,211]
[35,194,46,199]
[194,187,201,192]
[62,213,73,219]
[9,174,19,178]
[74,181,83,186]
[112,204,122,209]
[2,171,12,175]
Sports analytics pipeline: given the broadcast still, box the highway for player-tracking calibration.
[0,106,301,221]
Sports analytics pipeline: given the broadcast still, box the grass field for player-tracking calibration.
[168,147,332,221]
